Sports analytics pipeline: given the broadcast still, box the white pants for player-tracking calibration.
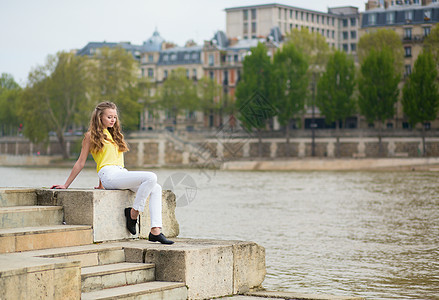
[98,165,162,228]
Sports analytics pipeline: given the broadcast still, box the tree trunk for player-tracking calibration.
[56,132,69,159]
[258,129,263,158]
[422,125,426,157]
[285,120,291,157]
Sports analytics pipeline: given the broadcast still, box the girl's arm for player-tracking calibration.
[51,133,91,189]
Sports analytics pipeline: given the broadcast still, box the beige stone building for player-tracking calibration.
[225,4,360,55]
[360,1,439,129]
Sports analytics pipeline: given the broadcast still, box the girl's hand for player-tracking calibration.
[94,185,105,190]
[50,184,67,189]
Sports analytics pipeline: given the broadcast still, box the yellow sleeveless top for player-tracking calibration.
[91,128,124,172]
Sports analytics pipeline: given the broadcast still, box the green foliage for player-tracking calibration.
[272,42,309,127]
[158,68,199,124]
[316,50,356,127]
[18,52,91,158]
[235,43,276,131]
[357,29,404,73]
[358,48,401,124]
[197,77,222,113]
[285,28,330,71]
[402,50,439,127]
[424,24,439,70]
[91,47,142,131]
[0,73,21,135]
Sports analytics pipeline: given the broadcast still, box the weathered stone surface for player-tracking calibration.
[0,188,37,207]
[0,254,81,300]
[122,238,266,300]
[36,189,179,242]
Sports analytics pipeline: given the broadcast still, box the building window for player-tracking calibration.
[208,54,214,66]
[317,15,320,23]
[279,8,282,19]
[332,18,335,26]
[170,54,177,61]
[343,31,348,40]
[311,14,314,22]
[343,19,348,27]
[301,12,304,20]
[192,52,198,60]
[193,69,197,78]
[327,30,330,37]
[321,29,324,35]
[184,53,190,60]
[296,11,298,19]
[148,54,154,62]
[386,12,395,24]
[404,64,412,77]
[332,30,335,38]
[209,71,214,79]
[243,22,248,34]
[404,27,412,40]
[404,46,412,57]
[343,44,348,52]
[424,10,432,20]
[351,43,356,52]
[148,68,154,78]
[164,70,168,78]
[306,13,309,21]
[351,31,357,39]
[252,22,257,34]
[290,10,293,19]
[251,9,256,20]
[350,18,356,26]
[186,69,190,78]
[424,27,431,37]
[405,11,413,21]
[243,10,248,21]
[369,14,376,25]
[322,16,325,24]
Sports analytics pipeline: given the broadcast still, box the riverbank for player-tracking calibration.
[221,157,439,171]
[3,154,439,172]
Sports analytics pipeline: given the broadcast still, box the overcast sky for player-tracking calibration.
[0,0,366,86]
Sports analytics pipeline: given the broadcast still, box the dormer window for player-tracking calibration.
[369,14,377,25]
[405,11,413,21]
[386,12,395,24]
[163,54,168,62]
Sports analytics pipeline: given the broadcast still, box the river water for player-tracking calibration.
[1,166,438,299]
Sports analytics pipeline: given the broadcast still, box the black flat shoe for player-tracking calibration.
[148,232,174,244]
[124,207,137,235]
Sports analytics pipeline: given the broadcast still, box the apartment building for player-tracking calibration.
[225,3,360,55]
[360,1,439,128]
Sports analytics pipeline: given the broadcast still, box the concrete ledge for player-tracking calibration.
[246,290,364,300]
[122,238,266,300]
[36,189,179,242]
[0,188,37,207]
[0,254,81,300]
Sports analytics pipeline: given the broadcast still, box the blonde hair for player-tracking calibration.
[88,101,129,153]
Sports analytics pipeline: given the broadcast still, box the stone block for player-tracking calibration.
[123,238,266,300]
[36,189,179,242]
[0,254,81,300]
[0,206,63,229]
[0,188,37,207]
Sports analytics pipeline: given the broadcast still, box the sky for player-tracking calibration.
[0,0,366,86]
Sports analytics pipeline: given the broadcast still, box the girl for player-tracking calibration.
[51,101,173,244]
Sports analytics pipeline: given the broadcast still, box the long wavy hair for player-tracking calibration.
[88,101,129,153]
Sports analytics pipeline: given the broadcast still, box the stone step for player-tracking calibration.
[0,188,37,207]
[28,243,126,267]
[81,281,187,300]
[0,206,63,228]
[0,224,93,253]
[81,262,156,292]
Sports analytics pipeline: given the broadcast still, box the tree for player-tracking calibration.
[235,42,276,157]
[91,47,142,131]
[158,68,198,130]
[316,50,356,156]
[272,42,308,155]
[424,24,439,71]
[0,73,21,136]
[357,29,404,73]
[19,52,92,158]
[402,50,439,156]
[197,77,222,128]
[358,48,401,156]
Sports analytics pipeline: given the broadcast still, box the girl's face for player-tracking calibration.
[101,108,118,128]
